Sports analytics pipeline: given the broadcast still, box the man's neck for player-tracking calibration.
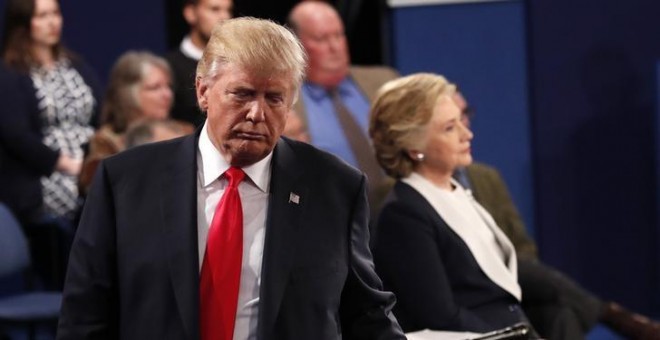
[189,31,207,51]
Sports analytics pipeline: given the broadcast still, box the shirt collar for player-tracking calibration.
[180,35,204,61]
[304,76,352,102]
[198,121,273,193]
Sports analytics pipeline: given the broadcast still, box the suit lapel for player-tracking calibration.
[257,139,307,339]
[402,176,522,301]
[159,133,200,340]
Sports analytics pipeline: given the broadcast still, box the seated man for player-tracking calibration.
[453,90,660,340]
[287,1,399,214]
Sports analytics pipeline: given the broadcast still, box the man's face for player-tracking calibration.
[296,4,349,88]
[186,0,233,43]
[197,63,293,167]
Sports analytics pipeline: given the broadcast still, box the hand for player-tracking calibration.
[56,153,83,176]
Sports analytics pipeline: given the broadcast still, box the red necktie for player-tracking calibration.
[200,167,245,340]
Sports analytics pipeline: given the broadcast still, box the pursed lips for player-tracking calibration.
[234,131,266,140]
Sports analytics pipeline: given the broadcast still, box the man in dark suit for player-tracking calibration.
[58,17,405,340]
[286,1,399,214]
[166,0,233,127]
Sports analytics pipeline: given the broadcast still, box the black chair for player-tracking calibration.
[0,203,62,339]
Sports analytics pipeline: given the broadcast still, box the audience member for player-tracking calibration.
[124,119,189,148]
[166,0,232,127]
[287,1,399,213]
[453,90,660,340]
[79,51,193,193]
[369,73,537,335]
[281,109,310,143]
[58,17,405,339]
[1,0,101,224]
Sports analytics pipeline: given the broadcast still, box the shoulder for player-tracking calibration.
[165,50,196,69]
[67,57,102,93]
[466,162,504,183]
[164,49,184,62]
[277,137,363,185]
[350,65,400,81]
[379,181,431,221]
[102,133,193,180]
[69,57,98,79]
[467,162,501,177]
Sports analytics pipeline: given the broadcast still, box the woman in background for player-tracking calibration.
[80,51,192,193]
[2,0,101,223]
[369,73,536,335]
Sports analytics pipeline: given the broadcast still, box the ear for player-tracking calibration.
[183,4,197,26]
[196,77,209,111]
[406,149,417,159]
[406,149,424,161]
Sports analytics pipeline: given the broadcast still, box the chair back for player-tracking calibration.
[0,203,31,277]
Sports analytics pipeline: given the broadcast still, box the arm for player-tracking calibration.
[58,161,118,339]
[72,58,103,128]
[0,72,59,175]
[339,175,406,340]
[373,202,493,333]
[79,131,121,194]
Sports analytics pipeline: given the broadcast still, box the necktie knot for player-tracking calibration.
[225,167,245,189]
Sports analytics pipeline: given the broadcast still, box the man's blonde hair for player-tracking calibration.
[196,17,307,97]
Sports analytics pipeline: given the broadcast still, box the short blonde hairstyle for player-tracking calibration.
[369,73,455,178]
[196,17,307,99]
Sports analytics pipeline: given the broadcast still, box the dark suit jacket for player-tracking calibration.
[57,133,405,339]
[166,49,206,128]
[372,181,526,334]
[0,60,100,223]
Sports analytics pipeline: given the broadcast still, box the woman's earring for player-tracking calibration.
[416,153,425,161]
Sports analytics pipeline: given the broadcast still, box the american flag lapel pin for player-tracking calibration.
[288,192,300,204]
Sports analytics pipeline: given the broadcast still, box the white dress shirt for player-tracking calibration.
[197,122,270,340]
[403,172,521,301]
[180,35,204,61]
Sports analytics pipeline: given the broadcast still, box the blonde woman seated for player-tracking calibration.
[80,51,193,192]
[370,73,537,336]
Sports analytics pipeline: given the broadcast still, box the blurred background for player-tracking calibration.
[0,0,658,338]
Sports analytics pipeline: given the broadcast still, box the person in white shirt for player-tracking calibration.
[370,73,538,336]
[166,0,232,127]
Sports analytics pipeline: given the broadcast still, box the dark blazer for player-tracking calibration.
[58,133,405,340]
[0,64,55,222]
[0,59,101,223]
[166,49,205,127]
[372,181,527,334]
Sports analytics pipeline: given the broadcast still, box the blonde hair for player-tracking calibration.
[196,17,307,97]
[369,73,455,178]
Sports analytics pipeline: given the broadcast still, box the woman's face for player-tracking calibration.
[417,94,473,175]
[31,0,62,48]
[137,64,173,120]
